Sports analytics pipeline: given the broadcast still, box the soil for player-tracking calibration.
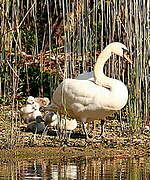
[0,118,149,161]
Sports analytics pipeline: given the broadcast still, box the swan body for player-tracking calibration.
[35,97,50,107]
[44,42,131,138]
[20,96,41,123]
[54,117,77,138]
[44,112,77,131]
[26,110,45,134]
[52,78,128,122]
[43,112,56,127]
[20,104,37,123]
[60,118,77,131]
[26,121,45,134]
[44,112,77,138]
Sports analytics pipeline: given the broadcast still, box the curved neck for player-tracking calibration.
[94,48,112,88]
[93,45,128,110]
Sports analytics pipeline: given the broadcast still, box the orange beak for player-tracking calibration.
[124,53,132,64]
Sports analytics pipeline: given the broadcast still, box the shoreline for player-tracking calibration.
[0,137,149,161]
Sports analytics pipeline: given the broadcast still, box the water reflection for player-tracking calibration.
[51,163,77,180]
[0,156,149,179]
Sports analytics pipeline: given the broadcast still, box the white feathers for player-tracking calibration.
[44,112,77,137]
[43,42,131,138]
[26,96,35,104]
[32,110,42,120]
[50,114,59,127]
[20,96,42,123]
[44,112,55,126]
[35,97,50,107]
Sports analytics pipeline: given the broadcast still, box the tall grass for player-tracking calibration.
[0,0,149,131]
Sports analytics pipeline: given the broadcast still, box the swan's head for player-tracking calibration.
[27,96,35,104]
[107,42,132,63]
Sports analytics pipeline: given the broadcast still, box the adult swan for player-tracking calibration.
[44,42,132,138]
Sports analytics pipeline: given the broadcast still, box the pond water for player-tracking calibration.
[0,155,149,180]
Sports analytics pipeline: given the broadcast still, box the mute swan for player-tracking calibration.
[20,96,41,123]
[35,97,50,107]
[43,42,131,138]
[26,110,45,134]
[44,112,77,138]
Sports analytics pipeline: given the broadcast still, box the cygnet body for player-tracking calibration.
[35,97,50,107]
[44,112,77,138]
[20,96,40,123]
[60,119,77,131]
[26,111,45,134]
[44,112,55,126]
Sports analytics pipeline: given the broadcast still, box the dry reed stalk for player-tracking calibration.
[0,0,149,134]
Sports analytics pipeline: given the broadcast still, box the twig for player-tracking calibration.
[6,60,21,81]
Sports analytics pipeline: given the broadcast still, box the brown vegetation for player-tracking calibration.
[0,0,149,150]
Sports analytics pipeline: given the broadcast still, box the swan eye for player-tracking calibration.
[122,48,132,64]
[123,48,129,57]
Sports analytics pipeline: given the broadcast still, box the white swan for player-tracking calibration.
[20,96,41,123]
[35,97,50,107]
[44,112,77,138]
[43,42,131,138]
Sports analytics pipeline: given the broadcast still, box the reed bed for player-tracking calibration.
[0,0,149,134]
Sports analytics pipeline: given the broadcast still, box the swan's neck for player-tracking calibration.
[94,48,112,88]
[93,46,128,110]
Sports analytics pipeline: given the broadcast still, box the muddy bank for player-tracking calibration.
[0,144,149,162]
[0,131,149,161]
[0,114,149,161]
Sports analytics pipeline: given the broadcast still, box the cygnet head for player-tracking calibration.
[33,110,42,123]
[44,112,56,126]
[35,116,43,123]
[27,96,35,104]
[106,42,132,64]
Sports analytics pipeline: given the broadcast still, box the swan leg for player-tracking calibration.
[57,114,62,138]
[82,122,89,139]
[42,126,48,136]
[68,131,71,139]
[69,130,73,139]
[100,119,105,136]
[56,129,60,137]
[63,131,71,139]
[120,120,125,136]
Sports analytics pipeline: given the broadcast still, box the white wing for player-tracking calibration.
[76,72,94,81]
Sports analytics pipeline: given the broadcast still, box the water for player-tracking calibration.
[0,156,149,180]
